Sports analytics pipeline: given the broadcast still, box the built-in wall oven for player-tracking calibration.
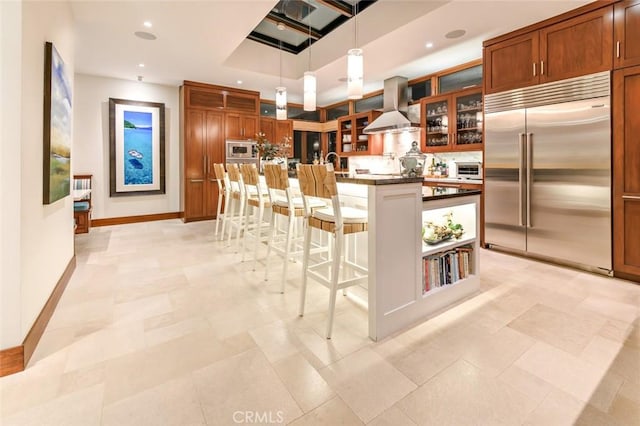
[225,140,258,164]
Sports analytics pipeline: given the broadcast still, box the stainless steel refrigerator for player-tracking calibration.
[484,71,612,274]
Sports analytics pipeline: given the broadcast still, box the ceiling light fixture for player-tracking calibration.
[134,31,157,41]
[138,63,145,68]
[276,22,286,31]
[426,42,433,48]
[445,29,466,39]
[347,2,363,100]
[237,80,243,85]
[303,0,316,111]
[143,21,152,28]
[276,41,287,120]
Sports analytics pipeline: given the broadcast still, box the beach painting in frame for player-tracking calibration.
[43,42,72,204]
[109,98,165,196]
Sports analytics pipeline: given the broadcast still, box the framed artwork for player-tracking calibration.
[109,98,165,196]
[43,41,72,204]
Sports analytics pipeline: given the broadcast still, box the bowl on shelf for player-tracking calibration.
[343,143,352,152]
[358,135,368,141]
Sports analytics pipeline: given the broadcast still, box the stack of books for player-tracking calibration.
[423,245,472,293]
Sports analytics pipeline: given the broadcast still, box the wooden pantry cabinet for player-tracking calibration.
[181,81,260,222]
[613,65,640,282]
[484,6,613,94]
[614,0,640,69]
[421,88,483,153]
[336,111,382,156]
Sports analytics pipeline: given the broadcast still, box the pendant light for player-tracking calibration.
[303,0,316,111]
[347,2,363,100]
[276,40,287,120]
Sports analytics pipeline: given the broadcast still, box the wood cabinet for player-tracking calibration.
[484,6,613,94]
[259,117,293,145]
[614,0,640,69]
[613,65,640,282]
[421,88,483,152]
[226,113,258,140]
[181,81,259,222]
[336,111,382,156]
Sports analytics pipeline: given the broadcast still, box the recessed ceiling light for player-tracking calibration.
[426,42,433,48]
[134,31,157,40]
[445,29,466,39]
[276,22,286,31]
[237,80,243,84]
[138,63,145,68]
[143,21,152,28]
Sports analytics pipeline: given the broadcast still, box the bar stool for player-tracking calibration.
[239,163,272,267]
[297,163,369,339]
[225,163,245,249]
[213,163,230,240]
[263,163,325,293]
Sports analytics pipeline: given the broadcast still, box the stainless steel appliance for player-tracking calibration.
[484,71,611,274]
[455,162,482,180]
[225,139,258,165]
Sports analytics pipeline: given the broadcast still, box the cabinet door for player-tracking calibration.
[337,117,354,155]
[483,32,540,94]
[260,117,275,144]
[422,94,452,152]
[614,0,640,69]
[225,113,242,139]
[274,120,293,144]
[540,7,613,83]
[613,66,640,279]
[184,110,206,220]
[453,89,483,151]
[205,111,224,218]
[242,115,259,140]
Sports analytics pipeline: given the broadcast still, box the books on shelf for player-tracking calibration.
[423,245,473,293]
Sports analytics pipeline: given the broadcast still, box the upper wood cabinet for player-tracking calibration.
[182,80,259,114]
[336,111,383,156]
[613,65,640,281]
[259,117,293,145]
[614,0,640,69]
[226,113,258,140]
[421,88,483,153]
[484,6,613,94]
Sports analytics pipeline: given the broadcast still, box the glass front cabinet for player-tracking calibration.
[421,88,483,152]
[337,111,383,156]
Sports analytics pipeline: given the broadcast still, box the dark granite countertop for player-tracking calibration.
[422,187,482,201]
[335,174,424,185]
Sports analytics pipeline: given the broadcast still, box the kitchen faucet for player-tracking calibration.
[325,152,338,164]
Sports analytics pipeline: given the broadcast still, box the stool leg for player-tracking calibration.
[326,230,343,339]
[281,213,295,294]
[235,198,245,251]
[215,192,223,238]
[226,196,236,246]
[264,209,277,281]
[252,202,265,271]
[299,220,312,317]
[241,202,252,261]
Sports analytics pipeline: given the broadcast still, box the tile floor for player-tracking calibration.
[1,219,639,425]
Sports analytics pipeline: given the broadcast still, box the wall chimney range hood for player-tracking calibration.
[363,76,421,134]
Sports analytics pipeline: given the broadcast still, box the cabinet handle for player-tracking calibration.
[437,183,461,188]
[616,41,621,58]
[622,195,640,200]
[190,179,204,183]
[204,156,207,175]
[540,60,544,75]
[533,62,537,77]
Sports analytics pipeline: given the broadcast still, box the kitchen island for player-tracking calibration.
[333,174,481,340]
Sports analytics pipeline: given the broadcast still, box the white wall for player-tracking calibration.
[73,74,180,219]
[19,1,75,345]
[0,0,23,349]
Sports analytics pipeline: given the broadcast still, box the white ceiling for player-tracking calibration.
[71,0,593,106]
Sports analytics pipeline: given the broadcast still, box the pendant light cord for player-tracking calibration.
[279,40,282,86]
[308,1,311,71]
[354,2,358,48]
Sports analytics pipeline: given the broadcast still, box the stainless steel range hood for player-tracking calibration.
[363,76,421,134]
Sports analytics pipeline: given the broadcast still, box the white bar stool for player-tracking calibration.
[225,163,246,250]
[239,163,272,268]
[213,163,230,241]
[297,163,369,339]
[263,163,326,293]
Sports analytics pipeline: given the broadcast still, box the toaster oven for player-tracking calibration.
[455,162,482,179]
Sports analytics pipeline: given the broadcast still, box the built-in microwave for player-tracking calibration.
[226,140,257,159]
[455,161,482,179]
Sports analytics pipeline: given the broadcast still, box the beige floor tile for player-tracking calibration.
[386,341,458,386]
[102,375,205,426]
[1,384,103,426]
[367,405,416,426]
[508,303,606,355]
[319,347,417,423]
[608,393,640,426]
[249,320,301,363]
[397,359,537,425]
[577,296,640,324]
[462,326,536,377]
[144,316,211,347]
[515,341,624,408]
[192,348,302,424]
[288,396,363,426]
[523,387,619,426]
[618,379,640,404]
[272,353,335,413]
[498,365,554,407]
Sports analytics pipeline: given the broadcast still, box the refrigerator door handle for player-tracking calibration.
[526,133,533,228]
[519,133,525,227]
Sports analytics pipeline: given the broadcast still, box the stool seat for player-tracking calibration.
[312,206,368,224]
